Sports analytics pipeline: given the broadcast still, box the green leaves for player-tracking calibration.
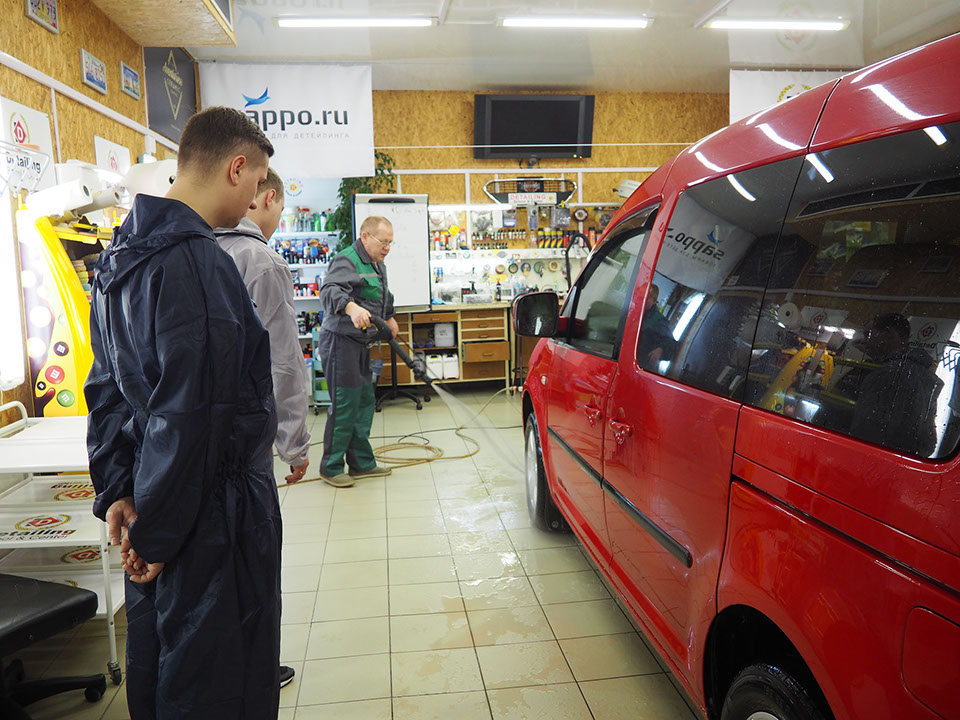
[327,151,397,253]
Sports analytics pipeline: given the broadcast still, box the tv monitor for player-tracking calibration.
[474,94,595,160]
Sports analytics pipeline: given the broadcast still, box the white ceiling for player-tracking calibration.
[190,0,960,92]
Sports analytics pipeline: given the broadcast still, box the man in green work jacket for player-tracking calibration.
[316,215,399,487]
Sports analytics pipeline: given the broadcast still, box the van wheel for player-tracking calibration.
[525,413,568,532]
[721,664,828,720]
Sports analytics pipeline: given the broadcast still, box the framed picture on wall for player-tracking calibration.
[25,0,59,34]
[81,49,107,95]
[120,62,141,100]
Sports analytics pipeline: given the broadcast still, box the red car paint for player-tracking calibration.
[524,34,960,720]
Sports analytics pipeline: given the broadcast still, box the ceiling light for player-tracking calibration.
[502,17,650,29]
[707,18,847,31]
[277,17,434,28]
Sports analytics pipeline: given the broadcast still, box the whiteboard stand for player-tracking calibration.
[352,194,432,410]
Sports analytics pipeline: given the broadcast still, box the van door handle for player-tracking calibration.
[583,405,601,427]
[609,419,633,445]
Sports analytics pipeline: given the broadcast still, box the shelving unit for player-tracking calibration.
[0,405,123,685]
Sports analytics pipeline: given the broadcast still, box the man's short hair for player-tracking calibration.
[258,168,284,198]
[872,312,911,343]
[360,216,392,235]
[177,107,274,174]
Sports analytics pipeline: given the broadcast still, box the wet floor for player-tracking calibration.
[21,385,699,720]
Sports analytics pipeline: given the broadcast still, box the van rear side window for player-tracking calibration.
[639,157,804,400]
[745,121,960,459]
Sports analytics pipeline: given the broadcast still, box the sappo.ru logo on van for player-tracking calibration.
[665,226,726,260]
[242,91,350,132]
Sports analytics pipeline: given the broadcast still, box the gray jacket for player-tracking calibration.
[215,217,311,466]
[319,239,395,341]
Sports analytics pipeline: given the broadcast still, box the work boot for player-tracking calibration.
[321,472,355,488]
[349,465,392,479]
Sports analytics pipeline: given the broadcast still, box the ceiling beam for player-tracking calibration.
[438,0,452,26]
[694,0,735,29]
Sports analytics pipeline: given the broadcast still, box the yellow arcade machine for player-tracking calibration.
[17,203,113,417]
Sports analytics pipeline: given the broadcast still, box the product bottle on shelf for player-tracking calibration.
[495,282,502,302]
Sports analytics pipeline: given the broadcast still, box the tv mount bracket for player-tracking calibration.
[483,177,576,207]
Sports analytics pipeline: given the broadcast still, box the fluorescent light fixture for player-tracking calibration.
[707,17,847,31]
[503,16,650,29]
[924,125,948,146]
[806,153,835,183]
[727,174,757,202]
[277,17,434,28]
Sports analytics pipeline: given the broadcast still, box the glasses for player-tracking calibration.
[365,231,393,248]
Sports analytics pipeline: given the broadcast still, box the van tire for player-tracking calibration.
[721,663,828,720]
[525,413,568,533]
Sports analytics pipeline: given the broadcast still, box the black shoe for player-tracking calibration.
[279,665,295,688]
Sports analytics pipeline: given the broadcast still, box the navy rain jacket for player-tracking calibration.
[85,195,282,719]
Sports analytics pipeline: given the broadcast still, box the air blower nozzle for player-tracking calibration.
[362,315,436,386]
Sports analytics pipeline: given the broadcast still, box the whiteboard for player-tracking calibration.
[353,194,430,310]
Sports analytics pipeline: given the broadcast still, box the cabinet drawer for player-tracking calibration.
[460,309,505,320]
[461,328,506,340]
[461,361,505,380]
[378,365,411,385]
[461,318,505,330]
[412,311,458,323]
[463,341,509,363]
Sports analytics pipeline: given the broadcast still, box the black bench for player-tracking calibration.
[0,573,106,719]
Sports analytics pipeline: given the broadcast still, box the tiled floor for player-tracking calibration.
[21,386,698,720]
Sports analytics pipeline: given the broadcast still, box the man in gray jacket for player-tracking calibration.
[215,168,311,483]
[215,168,309,690]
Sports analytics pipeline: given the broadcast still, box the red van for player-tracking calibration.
[515,33,960,720]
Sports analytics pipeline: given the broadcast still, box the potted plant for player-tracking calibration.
[327,151,397,253]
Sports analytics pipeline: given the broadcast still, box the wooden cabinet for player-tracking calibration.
[372,306,514,387]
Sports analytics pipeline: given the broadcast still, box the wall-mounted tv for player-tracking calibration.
[474,94,595,160]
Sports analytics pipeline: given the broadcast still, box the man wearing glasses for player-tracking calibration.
[316,216,399,487]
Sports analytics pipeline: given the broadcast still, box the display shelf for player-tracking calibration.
[287,263,328,271]
[273,231,337,239]
[294,296,321,303]
[0,476,95,507]
[0,565,126,620]
[0,407,122,684]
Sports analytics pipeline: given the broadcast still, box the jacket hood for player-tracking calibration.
[213,216,267,245]
[95,194,213,293]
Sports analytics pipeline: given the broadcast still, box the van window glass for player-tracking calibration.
[745,121,960,460]
[640,157,805,400]
[564,209,656,358]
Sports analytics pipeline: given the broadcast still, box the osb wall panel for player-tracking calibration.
[3,0,146,125]
[470,174,498,205]
[373,90,727,175]
[399,174,467,205]
[57,94,145,165]
[0,64,53,117]
[155,144,178,161]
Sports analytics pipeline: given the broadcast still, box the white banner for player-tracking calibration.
[0,96,56,192]
[198,63,374,180]
[656,195,754,295]
[94,136,131,176]
[729,70,843,124]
